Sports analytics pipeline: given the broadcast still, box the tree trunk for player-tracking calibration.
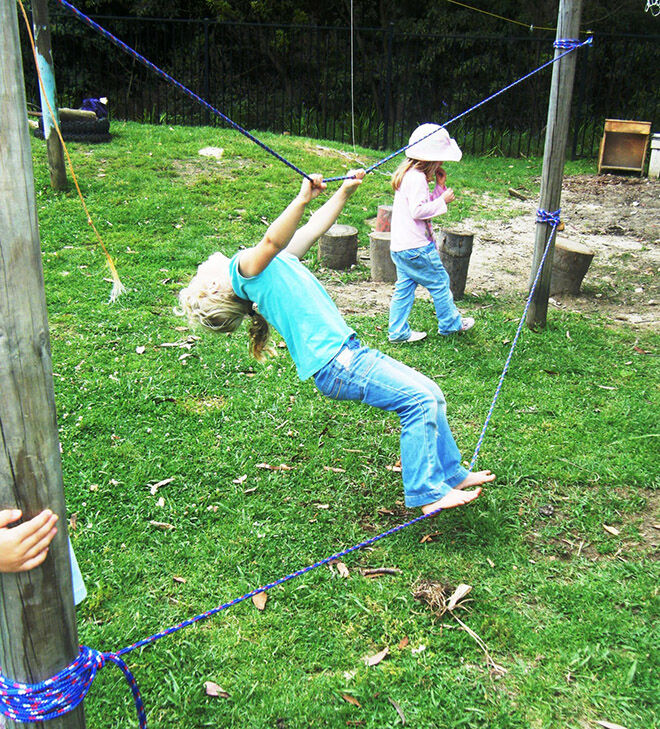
[318,224,358,270]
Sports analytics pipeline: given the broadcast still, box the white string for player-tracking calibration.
[350,0,356,151]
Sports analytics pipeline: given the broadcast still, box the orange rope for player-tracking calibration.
[17,0,125,302]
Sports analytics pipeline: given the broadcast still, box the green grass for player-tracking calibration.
[30,122,658,729]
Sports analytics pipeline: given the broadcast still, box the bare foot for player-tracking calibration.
[454,470,496,490]
[421,487,482,514]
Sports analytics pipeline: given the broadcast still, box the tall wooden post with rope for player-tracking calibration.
[526,0,584,329]
[31,0,68,191]
[0,2,85,728]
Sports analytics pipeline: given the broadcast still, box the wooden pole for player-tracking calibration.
[31,0,68,191]
[525,0,583,329]
[0,2,85,728]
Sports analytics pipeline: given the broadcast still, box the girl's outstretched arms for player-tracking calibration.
[287,169,365,260]
[238,175,326,278]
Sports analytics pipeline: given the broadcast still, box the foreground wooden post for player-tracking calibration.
[526,0,583,329]
[32,0,68,190]
[0,3,85,728]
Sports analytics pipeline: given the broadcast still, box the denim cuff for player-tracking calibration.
[405,481,452,508]
[446,464,470,489]
[405,464,471,508]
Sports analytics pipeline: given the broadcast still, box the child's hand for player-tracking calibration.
[0,509,58,573]
[435,168,447,187]
[341,169,366,196]
[442,187,455,204]
[298,174,327,204]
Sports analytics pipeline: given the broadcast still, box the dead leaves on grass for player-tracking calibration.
[414,580,506,677]
[204,680,230,699]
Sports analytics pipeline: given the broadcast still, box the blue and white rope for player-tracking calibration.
[468,208,561,469]
[0,211,561,727]
[7,6,571,722]
[51,0,591,184]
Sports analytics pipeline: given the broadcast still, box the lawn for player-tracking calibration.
[30,121,658,729]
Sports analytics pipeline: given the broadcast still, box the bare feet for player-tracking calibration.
[421,487,482,514]
[454,470,496,490]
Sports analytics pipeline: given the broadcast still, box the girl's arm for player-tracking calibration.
[237,175,326,278]
[407,171,450,220]
[287,170,365,260]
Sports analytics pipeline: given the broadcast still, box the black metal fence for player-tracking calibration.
[21,13,659,159]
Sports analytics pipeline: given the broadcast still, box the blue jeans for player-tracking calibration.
[388,242,461,340]
[314,337,469,508]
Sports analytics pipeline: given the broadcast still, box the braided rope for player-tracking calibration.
[0,646,145,726]
[53,0,312,181]
[325,39,592,182]
[0,210,560,727]
[50,0,592,184]
[468,209,561,469]
[553,38,587,50]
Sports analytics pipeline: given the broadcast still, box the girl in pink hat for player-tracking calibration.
[388,123,474,343]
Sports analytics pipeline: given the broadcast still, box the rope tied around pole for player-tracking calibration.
[467,209,561,470]
[553,37,592,50]
[0,202,560,726]
[0,646,146,726]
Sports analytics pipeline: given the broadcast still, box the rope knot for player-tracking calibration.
[536,208,561,226]
[0,646,146,727]
[553,38,585,50]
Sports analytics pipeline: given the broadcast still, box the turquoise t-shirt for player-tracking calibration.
[229,251,354,380]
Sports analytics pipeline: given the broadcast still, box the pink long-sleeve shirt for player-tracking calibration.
[390,168,447,252]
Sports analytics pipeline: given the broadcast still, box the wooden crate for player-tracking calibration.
[597,119,652,175]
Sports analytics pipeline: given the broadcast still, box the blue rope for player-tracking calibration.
[50,0,591,184]
[12,5,572,721]
[325,39,592,182]
[0,209,561,727]
[468,209,561,470]
[0,646,145,726]
[53,0,312,181]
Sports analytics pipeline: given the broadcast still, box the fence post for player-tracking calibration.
[203,18,210,126]
[382,22,394,150]
[0,2,85,728]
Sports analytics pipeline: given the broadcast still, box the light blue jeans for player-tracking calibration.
[388,241,461,340]
[314,336,469,508]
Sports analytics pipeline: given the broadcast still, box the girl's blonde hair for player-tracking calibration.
[391,158,444,191]
[177,256,273,362]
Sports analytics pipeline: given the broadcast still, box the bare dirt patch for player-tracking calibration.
[326,174,659,331]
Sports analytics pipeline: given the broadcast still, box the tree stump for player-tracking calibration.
[437,229,474,300]
[318,224,358,270]
[369,231,396,282]
[550,240,595,295]
[375,205,392,232]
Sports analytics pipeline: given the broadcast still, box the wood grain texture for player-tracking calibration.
[526,0,584,329]
[0,2,85,727]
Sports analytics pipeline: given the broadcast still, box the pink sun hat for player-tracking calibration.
[405,123,462,162]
